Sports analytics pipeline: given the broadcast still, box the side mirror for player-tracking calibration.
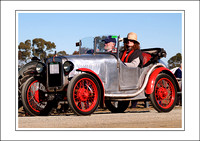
[76,40,81,47]
[76,42,80,47]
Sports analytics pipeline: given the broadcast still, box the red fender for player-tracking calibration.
[145,67,175,94]
[76,68,105,107]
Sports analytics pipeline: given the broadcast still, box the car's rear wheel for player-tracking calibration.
[21,77,53,116]
[105,100,130,113]
[67,73,101,116]
[150,73,177,112]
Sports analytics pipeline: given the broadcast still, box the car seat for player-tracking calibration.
[142,52,152,67]
[141,48,166,67]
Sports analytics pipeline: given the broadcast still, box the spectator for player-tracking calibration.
[174,64,182,106]
[174,63,182,78]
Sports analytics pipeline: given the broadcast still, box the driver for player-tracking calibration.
[103,36,117,53]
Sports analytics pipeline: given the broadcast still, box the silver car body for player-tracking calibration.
[46,53,165,101]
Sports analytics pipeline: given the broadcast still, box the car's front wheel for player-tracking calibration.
[21,77,53,116]
[150,73,177,112]
[105,100,130,113]
[67,73,101,116]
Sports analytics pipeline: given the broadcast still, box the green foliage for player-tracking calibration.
[32,38,56,61]
[18,38,70,66]
[168,53,182,69]
[18,40,32,63]
[46,51,68,58]
[57,51,68,56]
[47,53,54,58]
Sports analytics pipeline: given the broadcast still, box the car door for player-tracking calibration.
[119,60,141,90]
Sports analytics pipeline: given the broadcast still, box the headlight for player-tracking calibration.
[63,61,74,73]
[36,63,44,73]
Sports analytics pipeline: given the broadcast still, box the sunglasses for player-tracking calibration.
[127,40,135,43]
[124,38,135,43]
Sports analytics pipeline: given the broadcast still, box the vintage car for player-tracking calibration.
[18,35,180,116]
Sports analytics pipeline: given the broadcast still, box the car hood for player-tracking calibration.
[65,54,117,78]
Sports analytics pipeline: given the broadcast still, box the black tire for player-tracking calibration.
[18,66,36,109]
[21,77,53,116]
[67,73,101,116]
[105,100,130,113]
[150,73,177,112]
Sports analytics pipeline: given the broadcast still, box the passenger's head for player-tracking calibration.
[103,36,116,52]
[124,32,140,50]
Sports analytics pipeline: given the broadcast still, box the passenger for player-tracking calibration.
[103,35,117,53]
[119,32,143,67]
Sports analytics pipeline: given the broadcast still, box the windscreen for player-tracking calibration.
[79,37,94,54]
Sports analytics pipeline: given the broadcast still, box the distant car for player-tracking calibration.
[18,35,181,116]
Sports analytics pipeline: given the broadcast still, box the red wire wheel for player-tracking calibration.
[67,73,101,116]
[21,77,52,116]
[27,80,43,112]
[150,73,177,112]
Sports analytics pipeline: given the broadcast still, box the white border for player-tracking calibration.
[15,10,185,131]
[1,1,199,140]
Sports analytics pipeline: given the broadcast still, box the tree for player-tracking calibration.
[18,38,57,66]
[47,53,54,58]
[168,53,182,69]
[72,50,79,55]
[18,40,32,63]
[57,51,68,56]
[18,38,71,66]
[47,51,69,58]
[32,38,56,61]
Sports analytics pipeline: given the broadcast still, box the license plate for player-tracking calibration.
[50,63,59,74]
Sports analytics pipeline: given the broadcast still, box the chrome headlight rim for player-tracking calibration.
[36,63,44,73]
[63,61,74,73]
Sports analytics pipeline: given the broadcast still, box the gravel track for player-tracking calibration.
[18,106,182,128]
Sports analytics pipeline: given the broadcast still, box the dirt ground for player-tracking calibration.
[18,101,182,128]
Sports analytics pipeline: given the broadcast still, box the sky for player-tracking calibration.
[18,12,182,64]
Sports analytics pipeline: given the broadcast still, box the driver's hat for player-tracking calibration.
[103,36,116,44]
[125,32,140,44]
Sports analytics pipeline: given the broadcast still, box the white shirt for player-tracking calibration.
[125,57,140,68]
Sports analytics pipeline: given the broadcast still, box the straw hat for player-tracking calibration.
[127,32,139,44]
